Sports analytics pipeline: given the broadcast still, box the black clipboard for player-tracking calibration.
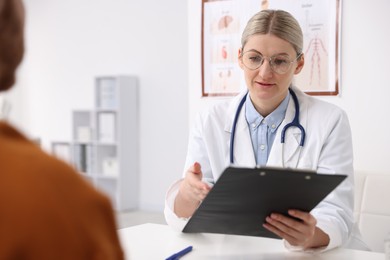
[182,166,347,239]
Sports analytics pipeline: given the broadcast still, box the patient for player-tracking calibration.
[0,0,124,259]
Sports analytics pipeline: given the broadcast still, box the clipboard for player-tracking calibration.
[182,166,347,239]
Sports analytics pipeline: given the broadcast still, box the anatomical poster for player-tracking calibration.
[202,0,340,96]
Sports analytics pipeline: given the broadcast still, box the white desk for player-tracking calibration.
[119,223,385,259]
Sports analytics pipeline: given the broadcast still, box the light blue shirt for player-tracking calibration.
[245,93,290,166]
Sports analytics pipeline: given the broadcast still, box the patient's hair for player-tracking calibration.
[0,0,24,91]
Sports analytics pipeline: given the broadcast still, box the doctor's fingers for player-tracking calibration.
[193,188,209,201]
[188,180,210,195]
[186,162,202,177]
[185,168,203,182]
[263,218,308,247]
[185,170,211,192]
[181,177,210,200]
[263,220,298,244]
[264,221,308,247]
[182,171,210,191]
[182,183,209,202]
[287,210,317,226]
[264,214,315,246]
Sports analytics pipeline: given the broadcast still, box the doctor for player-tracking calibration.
[165,9,368,251]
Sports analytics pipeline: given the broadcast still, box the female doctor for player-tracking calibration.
[165,9,368,251]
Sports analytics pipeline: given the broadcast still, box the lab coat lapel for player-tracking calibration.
[224,93,256,167]
[268,91,305,167]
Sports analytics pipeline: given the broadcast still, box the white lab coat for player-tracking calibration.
[164,86,369,252]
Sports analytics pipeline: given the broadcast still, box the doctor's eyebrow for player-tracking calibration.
[243,48,291,57]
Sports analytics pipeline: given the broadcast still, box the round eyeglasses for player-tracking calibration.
[241,51,302,75]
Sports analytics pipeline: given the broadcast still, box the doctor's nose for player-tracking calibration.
[257,59,273,79]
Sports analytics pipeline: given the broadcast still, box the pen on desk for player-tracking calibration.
[165,245,193,260]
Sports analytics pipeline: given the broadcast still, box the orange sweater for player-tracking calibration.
[0,121,124,260]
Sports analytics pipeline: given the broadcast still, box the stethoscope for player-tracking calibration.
[229,88,306,166]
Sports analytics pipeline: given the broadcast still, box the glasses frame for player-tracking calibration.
[240,51,303,75]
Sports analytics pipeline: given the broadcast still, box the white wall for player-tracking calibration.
[188,0,390,174]
[324,0,390,173]
[5,0,188,211]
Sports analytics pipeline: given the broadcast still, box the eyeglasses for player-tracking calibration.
[241,50,302,75]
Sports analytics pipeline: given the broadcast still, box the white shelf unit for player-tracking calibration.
[71,76,139,211]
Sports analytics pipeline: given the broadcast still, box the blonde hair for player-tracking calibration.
[241,9,303,55]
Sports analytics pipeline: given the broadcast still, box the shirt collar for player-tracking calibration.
[245,92,290,133]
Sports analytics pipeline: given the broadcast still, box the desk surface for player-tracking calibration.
[118,223,384,260]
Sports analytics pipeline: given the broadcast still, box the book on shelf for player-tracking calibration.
[98,112,116,143]
[74,144,85,173]
[86,145,94,174]
[97,78,117,109]
[74,144,94,174]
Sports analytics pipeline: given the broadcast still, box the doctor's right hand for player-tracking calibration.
[174,162,211,218]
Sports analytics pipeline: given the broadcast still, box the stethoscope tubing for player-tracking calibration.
[229,88,305,165]
[229,93,247,164]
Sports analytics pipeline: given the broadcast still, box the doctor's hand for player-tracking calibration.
[263,209,330,249]
[174,162,211,218]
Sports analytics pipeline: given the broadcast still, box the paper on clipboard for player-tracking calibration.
[182,166,347,239]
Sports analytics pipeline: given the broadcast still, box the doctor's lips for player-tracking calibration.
[256,81,276,87]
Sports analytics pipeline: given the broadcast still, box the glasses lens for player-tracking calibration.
[270,54,293,74]
[242,51,296,74]
[242,51,264,70]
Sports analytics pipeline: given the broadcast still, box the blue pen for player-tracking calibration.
[165,245,193,260]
